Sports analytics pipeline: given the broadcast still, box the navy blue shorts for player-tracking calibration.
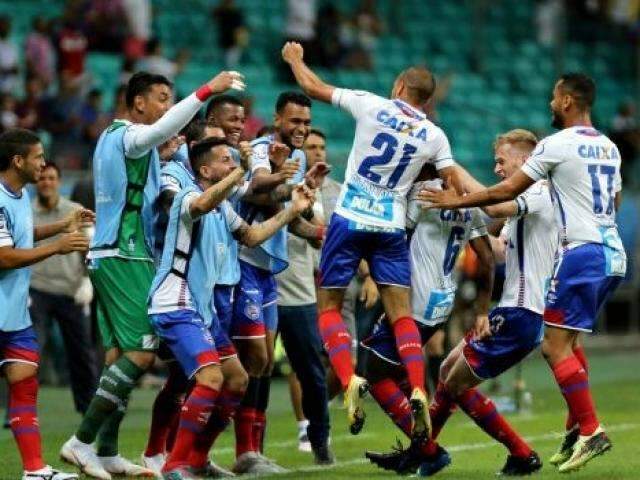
[543,243,624,333]
[319,214,410,288]
[231,261,278,339]
[151,310,219,378]
[0,326,39,368]
[463,307,543,380]
[211,286,237,359]
[360,319,440,366]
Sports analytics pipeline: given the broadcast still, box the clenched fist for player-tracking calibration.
[282,42,304,64]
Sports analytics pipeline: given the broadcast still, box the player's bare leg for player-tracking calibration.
[318,287,369,434]
[379,284,429,440]
[542,326,610,472]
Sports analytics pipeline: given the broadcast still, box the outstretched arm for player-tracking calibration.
[34,208,95,241]
[282,42,335,103]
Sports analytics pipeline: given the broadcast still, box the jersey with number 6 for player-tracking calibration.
[407,180,487,325]
[331,89,455,229]
[521,127,622,249]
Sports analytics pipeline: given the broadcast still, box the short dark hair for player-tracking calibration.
[276,91,311,113]
[190,136,230,174]
[256,125,276,138]
[558,73,596,111]
[398,67,436,104]
[0,128,41,171]
[125,71,172,108]
[308,128,326,140]
[205,94,243,120]
[181,117,208,145]
[41,161,60,177]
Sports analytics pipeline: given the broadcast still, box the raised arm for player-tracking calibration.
[282,42,335,103]
[189,166,246,218]
[34,208,95,241]
[126,71,245,158]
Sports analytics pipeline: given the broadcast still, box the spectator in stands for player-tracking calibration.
[276,127,333,465]
[0,93,18,131]
[281,0,320,80]
[0,15,18,94]
[212,0,249,67]
[80,88,109,145]
[610,100,640,170]
[342,0,384,70]
[40,74,83,143]
[122,0,151,59]
[316,3,346,68]
[86,0,126,53]
[119,58,136,85]
[29,162,99,414]
[54,5,89,91]
[111,84,128,120]
[16,76,45,131]
[136,38,188,82]
[240,95,265,140]
[25,17,56,89]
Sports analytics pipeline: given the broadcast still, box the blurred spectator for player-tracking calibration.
[281,0,321,80]
[316,3,345,68]
[80,88,109,144]
[40,74,83,141]
[86,0,126,53]
[0,16,18,94]
[610,100,640,171]
[0,93,17,131]
[342,0,384,70]
[29,162,99,414]
[122,0,152,59]
[212,0,249,67]
[240,95,265,140]
[137,38,188,82]
[55,7,89,84]
[71,175,95,212]
[16,76,45,130]
[535,0,563,47]
[119,57,136,85]
[25,16,56,88]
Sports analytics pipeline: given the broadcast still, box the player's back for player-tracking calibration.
[331,89,454,230]
[523,126,622,248]
[407,180,486,324]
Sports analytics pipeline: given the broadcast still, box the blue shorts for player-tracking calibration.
[0,326,39,368]
[231,261,278,339]
[463,307,543,380]
[319,214,410,288]
[211,289,237,359]
[151,310,219,378]
[360,318,439,366]
[543,243,623,333]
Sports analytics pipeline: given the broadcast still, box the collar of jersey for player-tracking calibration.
[0,179,22,198]
[393,99,426,120]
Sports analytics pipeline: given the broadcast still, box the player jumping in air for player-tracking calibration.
[282,40,464,439]
[421,74,625,473]
[0,128,94,480]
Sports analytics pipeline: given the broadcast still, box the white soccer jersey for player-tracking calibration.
[332,89,455,230]
[407,180,487,325]
[498,182,558,314]
[522,126,622,250]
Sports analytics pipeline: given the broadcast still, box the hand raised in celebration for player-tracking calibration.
[282,42,304,64]
[158,135,185,161]
[291,185,315,214]
[237,141,252,171]
[207,71,246,93]
[269,142,291,168]
[304,162,331,189]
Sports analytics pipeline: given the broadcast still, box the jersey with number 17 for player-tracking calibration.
[521,126,622,249]
[331,88,455,230]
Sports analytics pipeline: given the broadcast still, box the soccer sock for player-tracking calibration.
[552,355,599,436]
[188,387,244,468]
[252,376,271,453]
[76,356,145,445]
[420,380,458,456]
[96,401,127,457]
[565,346,589,430]
[8,376,45,472]
[457,388,532,458]
[163,384,219,472]
[318,309,354,389]
[370,378,413,436]
[235,376,259,457]
[144,368,188,457]
[392,317,425,393]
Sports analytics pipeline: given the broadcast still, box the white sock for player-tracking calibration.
[297,419,310,437]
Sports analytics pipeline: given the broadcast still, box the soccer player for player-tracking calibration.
[0,128,93,480]
[282,41,464,437]
[360,162,494,474]
[60,70,244,479]
[148,137,314,479]
[230,91,328,474]
[421,74,625,473]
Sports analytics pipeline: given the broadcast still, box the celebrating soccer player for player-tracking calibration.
[420,74,625,473]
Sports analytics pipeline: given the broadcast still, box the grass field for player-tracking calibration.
[1,349,639,480]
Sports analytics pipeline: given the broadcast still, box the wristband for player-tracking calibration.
[195,84,214,102]
[316,225,326,240]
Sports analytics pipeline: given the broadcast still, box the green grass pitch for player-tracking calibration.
[1,349,639,479]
